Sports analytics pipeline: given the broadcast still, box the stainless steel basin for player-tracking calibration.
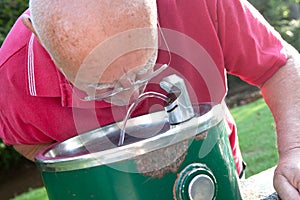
[35,103,223,172]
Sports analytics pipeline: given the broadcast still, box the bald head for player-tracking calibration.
[29,0,158,88]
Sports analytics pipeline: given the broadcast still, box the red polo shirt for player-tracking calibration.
[0,0,287,175]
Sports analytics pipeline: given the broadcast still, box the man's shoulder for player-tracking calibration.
[0,9,31,67]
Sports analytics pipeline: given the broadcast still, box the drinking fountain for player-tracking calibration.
[35,74,242,200]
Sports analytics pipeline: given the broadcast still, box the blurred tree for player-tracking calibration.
[0,0,28,45]
[249,0,300,51]
[289,1,300,19]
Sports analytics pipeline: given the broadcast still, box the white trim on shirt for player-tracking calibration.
[28,33,37,96]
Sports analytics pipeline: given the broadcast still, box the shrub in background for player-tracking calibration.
[0,140,24,170]
[249,0,300,51]
[0,0,28,45]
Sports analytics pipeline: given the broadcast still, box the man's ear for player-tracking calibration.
[22,14,39,37]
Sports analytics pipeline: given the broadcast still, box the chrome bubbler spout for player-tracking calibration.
[160,74,195,125]
[117,74,195,146]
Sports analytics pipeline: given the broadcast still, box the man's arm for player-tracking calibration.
[261,43,300,200]
[14,143,53,161]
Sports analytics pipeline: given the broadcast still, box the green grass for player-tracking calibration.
[231,97,278,177]
[13,97,277,199]
[12,187,48,200]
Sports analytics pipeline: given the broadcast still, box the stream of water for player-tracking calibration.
[118,91,170,146]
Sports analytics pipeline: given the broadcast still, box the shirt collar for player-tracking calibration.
[26,34,112,108]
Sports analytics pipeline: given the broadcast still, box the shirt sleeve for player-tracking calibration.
[216,0,287,86]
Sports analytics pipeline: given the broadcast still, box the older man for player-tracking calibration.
[1,0,300,199]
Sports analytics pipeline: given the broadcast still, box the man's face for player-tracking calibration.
[59,27,159,106]
[75,47,158,106]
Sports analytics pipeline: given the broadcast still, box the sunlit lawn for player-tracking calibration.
[230,98,278,177]
[12,187,48,200]
[13,97,277,199]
